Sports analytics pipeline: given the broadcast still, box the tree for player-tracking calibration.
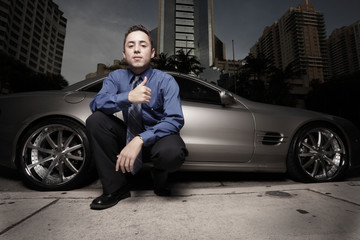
[231,54,297,106]
[0,52,68,94]
[243,53,272,81]
[240,53,273,102]
[151,53,173,71]
[169,49,204,76]
[266,63,297,106]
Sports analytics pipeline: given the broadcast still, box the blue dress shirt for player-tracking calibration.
[89,68,184,147]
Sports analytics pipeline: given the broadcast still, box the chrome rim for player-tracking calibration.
[297,127,346,181]
[22,124,86,186]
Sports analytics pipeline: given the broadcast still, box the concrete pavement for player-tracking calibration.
[1,178,359,240]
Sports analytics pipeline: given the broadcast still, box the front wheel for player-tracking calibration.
[287,124,349,183]
[18,118,94,190]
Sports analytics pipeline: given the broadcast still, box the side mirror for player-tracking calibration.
[220,91,236,106]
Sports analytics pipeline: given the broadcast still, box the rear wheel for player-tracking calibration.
[18,118,94,190]
[287,124,349,182]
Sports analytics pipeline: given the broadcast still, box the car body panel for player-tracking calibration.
[0,91,94,168]
[181,101,255,164]
[1,72,359,177]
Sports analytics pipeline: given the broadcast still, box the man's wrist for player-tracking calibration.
[128,90,134,103]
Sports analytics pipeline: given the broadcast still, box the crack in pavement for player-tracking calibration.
[0,199,59,236]
[307,189,360,207]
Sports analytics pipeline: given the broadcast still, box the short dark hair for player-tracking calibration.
[123,25,153,49]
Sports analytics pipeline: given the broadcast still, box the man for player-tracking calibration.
[86,25,187,210]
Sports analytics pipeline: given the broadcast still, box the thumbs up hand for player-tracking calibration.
[128,76,152,104]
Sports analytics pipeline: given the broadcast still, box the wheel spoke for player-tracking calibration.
[311,160,320,177]
[27,155,55,169]
[64,158,79,173]
[66,154,84,161]
[299,152,315,157]
[307,134,317,149]
[316,131,322,148]
[322,155,336,166]
[42,157,59,182]
[63,144,83,155]
[57,130,63,148]
[302,157,315,169]
[319,160,328,177]
[322,136,334,150]
[58,161,65,182]
[45,132,57,149]
[63,133,75,149]
[26,143,54,155]
[301,142,317,152]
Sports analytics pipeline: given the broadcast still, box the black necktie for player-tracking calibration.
[126,75,143,174]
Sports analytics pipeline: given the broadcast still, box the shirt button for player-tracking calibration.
[151,108,154,111]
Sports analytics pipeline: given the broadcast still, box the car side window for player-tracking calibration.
[174,76,221,105]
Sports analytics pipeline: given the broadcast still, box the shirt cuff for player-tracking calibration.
[139,131,155,147]
[116,91,131,108]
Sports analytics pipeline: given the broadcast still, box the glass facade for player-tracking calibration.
[158,0,216,68]
[175,0,194,54]
[0,0,66,74]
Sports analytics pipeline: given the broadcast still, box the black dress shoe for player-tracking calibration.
[151,168,172,197]
[90,187,131,210]
[154,188,172,197]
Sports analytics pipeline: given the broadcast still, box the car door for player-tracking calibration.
[174,75,255,163]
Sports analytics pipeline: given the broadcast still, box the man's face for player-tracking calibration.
[123,30,155,74]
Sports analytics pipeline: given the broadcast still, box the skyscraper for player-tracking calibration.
[157,0,215,68]
[328,20,360,76]
[0,0,67,75]
[251,0,329,96]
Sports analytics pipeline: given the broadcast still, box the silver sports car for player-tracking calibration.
[0,72,359,190]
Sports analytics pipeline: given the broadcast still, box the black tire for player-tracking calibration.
[287,124,349,183]
[17,118,95,190]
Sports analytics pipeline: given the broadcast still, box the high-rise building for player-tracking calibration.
[328,20,360,76]
[0,0,67,75]
[157,0,215,68]
[251,0,329,96]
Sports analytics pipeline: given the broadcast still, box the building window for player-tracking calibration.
[20,47,27,54]
[19,55,27,62]
[175,40,194,48]
[176,0,194,4]
[176,5,194,12]
[176,33,194,41]
[176,19,194,26]
[176,26,194,33]
[9,39,17,48]
[29,61,37,68]
[176,11,194,19]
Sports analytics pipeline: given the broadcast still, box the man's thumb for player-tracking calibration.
[140,76,148,86]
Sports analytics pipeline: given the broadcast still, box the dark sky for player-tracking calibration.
[54,0,360,84]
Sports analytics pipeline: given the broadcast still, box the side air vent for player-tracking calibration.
[257,131,287,146]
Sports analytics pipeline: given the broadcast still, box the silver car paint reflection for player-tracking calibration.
[0,72,359,180]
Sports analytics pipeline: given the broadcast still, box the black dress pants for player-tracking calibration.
[86,111,187,194]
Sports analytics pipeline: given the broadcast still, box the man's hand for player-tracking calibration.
[128,76,151,104]
[116,136,144,173]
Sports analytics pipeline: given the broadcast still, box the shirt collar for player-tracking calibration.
[128,67,153,84]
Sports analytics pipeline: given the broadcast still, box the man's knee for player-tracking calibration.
[86,111,127,145]
[86,111,114,140]
[152,136,187,172]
